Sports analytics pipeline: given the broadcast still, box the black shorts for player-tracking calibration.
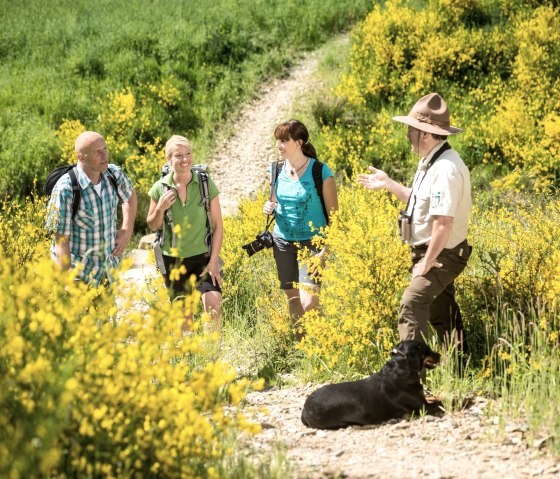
[272,236,321,290]
[162,253,222,300]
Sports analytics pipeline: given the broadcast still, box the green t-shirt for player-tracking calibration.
[148,171,219,258]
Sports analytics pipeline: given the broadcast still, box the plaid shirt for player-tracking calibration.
[47,164,134,285]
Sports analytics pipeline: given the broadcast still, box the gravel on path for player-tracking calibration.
[242,384,559,479]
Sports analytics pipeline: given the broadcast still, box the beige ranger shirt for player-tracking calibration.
[405,142,471,248]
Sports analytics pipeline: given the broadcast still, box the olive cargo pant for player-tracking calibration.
[398,240,471,352]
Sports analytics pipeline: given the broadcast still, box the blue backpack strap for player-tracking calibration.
[68,167,81,218]
[311,160,328,224]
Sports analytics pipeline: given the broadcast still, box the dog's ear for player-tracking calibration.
[422,347,441,369]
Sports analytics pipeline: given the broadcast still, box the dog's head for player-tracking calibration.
[390,340,441,371]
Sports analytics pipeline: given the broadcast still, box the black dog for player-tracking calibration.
[301,340,441,429]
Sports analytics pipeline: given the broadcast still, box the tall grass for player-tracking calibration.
[483,303,560,453]
[0,0,372,197]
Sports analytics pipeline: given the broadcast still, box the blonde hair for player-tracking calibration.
[165,135,192,159]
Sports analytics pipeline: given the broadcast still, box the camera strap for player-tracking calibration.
[265,214,275,232]
[404,142,452,218]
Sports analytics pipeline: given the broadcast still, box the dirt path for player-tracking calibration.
[207,39,339,215]
[242,384,558,479]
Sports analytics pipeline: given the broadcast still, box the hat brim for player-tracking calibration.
[392,115,463,136]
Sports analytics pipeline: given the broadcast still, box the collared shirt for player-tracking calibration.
[47,164,134,285]
[148,171,219,258]
[405,142,471,248]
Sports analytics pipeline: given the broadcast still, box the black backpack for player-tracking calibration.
[45,164,121,217]
[272,160,329,223]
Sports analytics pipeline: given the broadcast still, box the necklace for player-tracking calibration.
[287,157,309,175]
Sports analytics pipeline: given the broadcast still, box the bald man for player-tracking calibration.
[47,131,137,285]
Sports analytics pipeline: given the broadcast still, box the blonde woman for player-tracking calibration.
[147,135,223,333]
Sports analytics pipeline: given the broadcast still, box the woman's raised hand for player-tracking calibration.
[157,189,177,212]
[262,200,277,215]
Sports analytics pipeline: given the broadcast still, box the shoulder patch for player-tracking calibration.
[431,190,443,208]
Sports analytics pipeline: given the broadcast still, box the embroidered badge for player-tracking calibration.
[431,191,442,208]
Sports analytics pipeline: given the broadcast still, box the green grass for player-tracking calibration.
[0,0,372,197]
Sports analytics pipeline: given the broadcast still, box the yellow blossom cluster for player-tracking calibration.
[298,186,409,371]
[330,0,560,190]
[1,200,262,478]
[221,191,288,339]
[0,194,50,267]
[457,198,560,318]
[93,80,183,196]
[56,119,86,164]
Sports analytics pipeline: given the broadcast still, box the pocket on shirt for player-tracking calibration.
[413,191,431,224]
[74,209,95,230]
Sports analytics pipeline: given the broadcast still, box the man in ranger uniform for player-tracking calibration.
[358,93,472,354]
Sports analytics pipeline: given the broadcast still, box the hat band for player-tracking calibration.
[415,113,450,127]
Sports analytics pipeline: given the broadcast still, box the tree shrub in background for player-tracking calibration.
[324,0,560,190]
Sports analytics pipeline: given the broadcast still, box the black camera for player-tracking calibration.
[242,231,274,257]
[398,210,412,242]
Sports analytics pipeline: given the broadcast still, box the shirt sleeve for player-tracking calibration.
[107,164,134,202]
[46,180,73,235]
[208,176,219,200]
[428,161,463,217]
[148,181,163,202]
[321,162,335,181]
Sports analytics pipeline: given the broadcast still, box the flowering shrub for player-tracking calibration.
[0,193,50,267]
[457,197,560,319]
[56,120,87,165]
[1,197,262,479]
[96,84,170,195]
[328,0,560,189]
[221,191,287,336]
[299,185,409,372]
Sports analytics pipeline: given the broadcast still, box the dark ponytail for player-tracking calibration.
[274,119,318,160]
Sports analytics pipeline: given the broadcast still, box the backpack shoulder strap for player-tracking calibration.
[198,171,214,253]
[156,183,177,248]
[68,167,80,218]
[312,160,329,224]
[105,169,124,202]
[270,161,282,200]
[198,171,211,213]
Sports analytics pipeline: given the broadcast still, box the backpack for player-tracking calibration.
[153,165,214,273]
[272,159,329,223]
[45,164,122,217]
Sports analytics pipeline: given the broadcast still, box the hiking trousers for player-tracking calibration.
[398,240,471,351]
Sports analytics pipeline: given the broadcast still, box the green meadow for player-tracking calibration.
[0,0,371,197]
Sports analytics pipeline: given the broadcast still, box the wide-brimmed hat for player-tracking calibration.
[392,93,463,136]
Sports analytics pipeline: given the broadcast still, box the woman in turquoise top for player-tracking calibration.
[147,135,223,335]
[263,120,338,341]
